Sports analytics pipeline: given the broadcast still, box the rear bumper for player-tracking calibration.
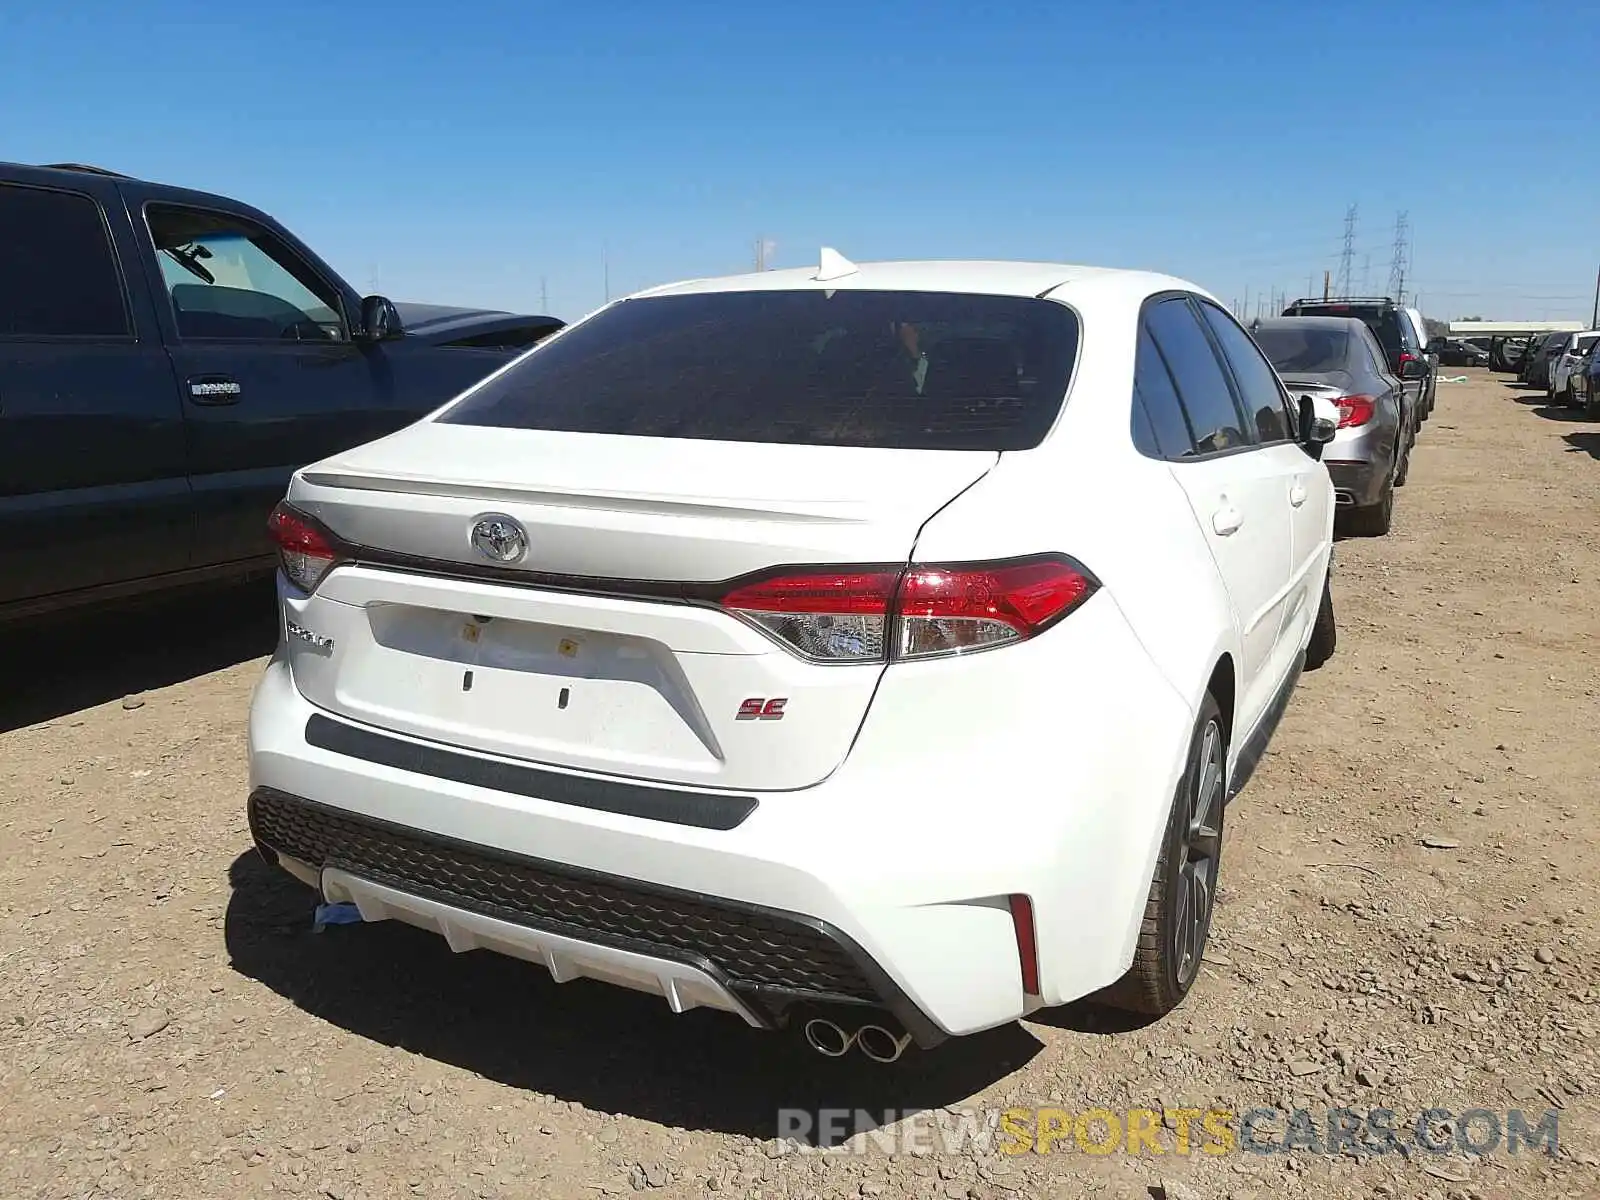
[247,589,1195,1043]
[1325,460,1387,507]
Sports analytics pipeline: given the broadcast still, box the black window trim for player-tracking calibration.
[1191,297,1298,448]
[1137,291,1269,464]
[0,179,137,345]
[140,200,352,345]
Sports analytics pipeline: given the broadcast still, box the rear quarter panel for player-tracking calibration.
[906,288,1242,995]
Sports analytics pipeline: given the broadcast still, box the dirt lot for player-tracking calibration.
[2,370,1597,1200]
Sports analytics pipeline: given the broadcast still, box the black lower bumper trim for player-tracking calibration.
[304,713,756,832]
[247,787,947,1048]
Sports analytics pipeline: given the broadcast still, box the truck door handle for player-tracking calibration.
[1290,480,1308,507]
[1211,504,1243,536]
[187,375,242,405]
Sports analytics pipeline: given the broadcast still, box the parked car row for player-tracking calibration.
[1562,336,1600,417]
[1477,325,1600,416]
[0,160,564,624]
[1258,295,1436,537]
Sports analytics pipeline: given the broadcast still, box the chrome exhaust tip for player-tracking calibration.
[803,1017,855,1057]
[855,1023,913,1064]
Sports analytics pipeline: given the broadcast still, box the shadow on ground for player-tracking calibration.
[1564,432,1600,460]
[224,851,1043,1143]
[0,581,278,733]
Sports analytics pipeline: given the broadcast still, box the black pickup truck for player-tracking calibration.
[0,161,562,623]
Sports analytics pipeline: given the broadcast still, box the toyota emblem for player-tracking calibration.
[470,514,528,563]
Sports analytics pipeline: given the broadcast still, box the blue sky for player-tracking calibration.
[4,0,1592,324]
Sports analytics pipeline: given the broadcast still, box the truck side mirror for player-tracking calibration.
[358,295,404,342]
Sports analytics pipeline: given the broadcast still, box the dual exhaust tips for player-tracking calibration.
[803,1016,913,1063]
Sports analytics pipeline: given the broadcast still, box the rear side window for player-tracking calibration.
[440,289,1081,451]
[1143,298,1252,454]
[0,183,129,338]
[1198,303,1292,442]
[1131,322,1195,458]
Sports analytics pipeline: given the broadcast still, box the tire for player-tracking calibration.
[1565,382,1580,410]
[1340,483,1393,537]
[1305,572,1337,670]
[1101,693,1226,1016]
[1394,430,1411,488]
[1587,388,1600,420]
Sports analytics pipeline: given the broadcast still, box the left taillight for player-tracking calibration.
[267,502,344,593]
[718,555,1099,664]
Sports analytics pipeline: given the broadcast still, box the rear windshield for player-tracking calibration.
[1251,326,1350,374]
[1287,304,1402,354]
[439,289,1081,451]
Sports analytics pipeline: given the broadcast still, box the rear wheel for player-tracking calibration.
[1101,694,1225,1016]
[1394,427,1411,488]
[1587,387,1600,420]
[1341,483,1392,537]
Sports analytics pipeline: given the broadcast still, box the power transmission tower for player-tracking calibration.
[540,276,548,312]
[1387,211,1410,303]
[1336,204,1358,298]
[755,238,766,271]
[1361,254,1371,295]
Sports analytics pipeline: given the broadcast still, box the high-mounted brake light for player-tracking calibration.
[1334,395,1376,429]
[719,556,1098,663]
[267,502,343,592]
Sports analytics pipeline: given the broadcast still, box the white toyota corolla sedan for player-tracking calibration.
[249,253,1338,1062]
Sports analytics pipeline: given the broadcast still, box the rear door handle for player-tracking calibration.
[187,375,242,405]
[1211,505,1243,536]
[1290,480,1308,507]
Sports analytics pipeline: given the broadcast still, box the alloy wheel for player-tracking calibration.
[1173,719,1223,988]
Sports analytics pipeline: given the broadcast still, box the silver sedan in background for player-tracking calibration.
[1251,316,1411,537]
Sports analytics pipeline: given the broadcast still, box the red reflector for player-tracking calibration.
[1334,395,1376,429]
[1009,894,1041,995]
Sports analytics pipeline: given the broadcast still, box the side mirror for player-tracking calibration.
[1400,358,1428,380]
[1298,394,1337,458]
[357,295,404,342]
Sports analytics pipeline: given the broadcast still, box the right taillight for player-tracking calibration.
[718,556,1098,663]
[1335,395,1376,429]
[267,502,344,592]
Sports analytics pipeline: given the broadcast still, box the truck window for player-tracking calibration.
[145,205,347,342]
[0,183,130,339]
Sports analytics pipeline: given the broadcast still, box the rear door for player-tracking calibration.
[1140,296,1294,737]
[0,177,191,607]
[1197,301,1331,664]
[126,193,398,568]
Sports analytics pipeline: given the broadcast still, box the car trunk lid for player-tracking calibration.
[282,423,996,792]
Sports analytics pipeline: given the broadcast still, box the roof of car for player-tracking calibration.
[1252,315,1368,333]
[628,258,1207,305]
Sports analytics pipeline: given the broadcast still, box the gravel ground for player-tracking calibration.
[2,369,1597,1200]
